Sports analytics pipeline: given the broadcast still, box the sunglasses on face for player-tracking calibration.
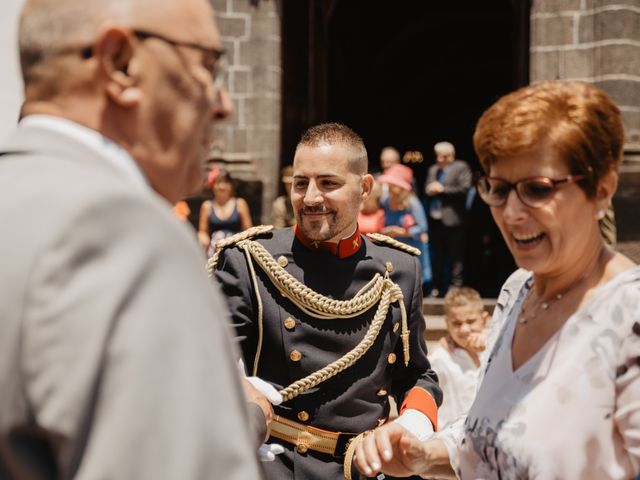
[476,174,586,208]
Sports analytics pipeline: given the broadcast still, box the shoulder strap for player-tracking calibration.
[365,232,421,256]
[207,225,274,275]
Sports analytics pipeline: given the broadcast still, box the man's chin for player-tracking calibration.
[298,220,332,242]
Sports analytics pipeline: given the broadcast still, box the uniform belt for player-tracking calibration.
[269,415,356,457]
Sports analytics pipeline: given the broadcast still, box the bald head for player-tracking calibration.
[295,122,368,175]
[18,0,230,204]
[19,0,217,86]
[380,146,400,171]
[19,0,132,82]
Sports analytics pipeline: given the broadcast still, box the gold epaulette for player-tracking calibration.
[207,225,274,275]
[365,232,421,256]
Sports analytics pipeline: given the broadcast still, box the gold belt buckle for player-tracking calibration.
[296,430,313,454]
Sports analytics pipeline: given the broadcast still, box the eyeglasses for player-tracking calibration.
[81,29,227,87]
[476,174,586,208]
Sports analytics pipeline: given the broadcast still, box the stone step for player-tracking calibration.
[422,297,497,316]
[424,314,447,352]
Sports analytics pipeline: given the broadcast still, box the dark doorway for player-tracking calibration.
[281,0,528,296]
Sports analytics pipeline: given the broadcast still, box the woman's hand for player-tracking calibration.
[197,231,211,250]
[354,423,451,478]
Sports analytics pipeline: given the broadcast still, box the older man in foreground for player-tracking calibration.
[0,0,264,478]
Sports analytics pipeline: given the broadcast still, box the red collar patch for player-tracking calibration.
[294,224,363,259]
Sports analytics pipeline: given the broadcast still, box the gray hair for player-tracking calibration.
[19,0,134,81]
[434,141,455,156]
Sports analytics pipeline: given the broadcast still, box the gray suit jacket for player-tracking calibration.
[0,124,263,479]
[426,159,472,227]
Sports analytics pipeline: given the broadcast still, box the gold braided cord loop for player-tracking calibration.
[237,239,411,402]
[240,240,386,319]
[366,232,421,256]
[343,431,370,480]
[278,279,405,401]
[207,225,274,276]
[241,245,266,377]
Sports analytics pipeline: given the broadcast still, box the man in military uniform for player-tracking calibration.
[213,123,442,479]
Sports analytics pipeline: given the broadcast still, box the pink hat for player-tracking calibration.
[378,163,413,191]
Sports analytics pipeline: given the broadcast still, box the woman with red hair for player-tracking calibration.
[354,81,639,480]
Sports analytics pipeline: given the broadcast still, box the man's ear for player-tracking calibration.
[361,173,374,200]
[94,26,142,107]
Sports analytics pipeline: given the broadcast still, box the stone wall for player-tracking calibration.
[210,0,281,222]
[531,0,640,243]
[531,0,640,153]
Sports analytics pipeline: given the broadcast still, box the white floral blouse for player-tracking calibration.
[437,267,640,479]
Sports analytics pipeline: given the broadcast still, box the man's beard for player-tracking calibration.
[296,206,339,241]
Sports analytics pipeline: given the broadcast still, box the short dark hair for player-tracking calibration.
[296,122,368,174]
[473,81,624,198]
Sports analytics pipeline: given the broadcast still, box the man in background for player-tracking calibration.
[425,141,472,296]
[271,165,295,228]
[0,0,264,478]
[380,145,401,172]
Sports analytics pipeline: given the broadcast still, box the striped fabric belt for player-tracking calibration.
[269,415,357,458]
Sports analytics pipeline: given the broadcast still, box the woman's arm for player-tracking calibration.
[197,200,212,249]
[237,197,253,231]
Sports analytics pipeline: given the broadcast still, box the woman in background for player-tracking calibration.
[378,163,432,291]
[358,179,385,234]
[198,167,252,255]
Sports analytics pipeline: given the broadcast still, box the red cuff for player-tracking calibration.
[400,387,438,431]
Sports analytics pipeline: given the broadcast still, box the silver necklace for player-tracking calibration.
[518,275,586,324]
[518,246,606,325]
[519,290,563,324]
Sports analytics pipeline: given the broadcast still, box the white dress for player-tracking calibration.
[428,346,480,429]
[437,267,640,479]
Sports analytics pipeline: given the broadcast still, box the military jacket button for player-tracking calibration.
[277,255,288,267]
[387,353,397,364]
[297,410,309,422]
[385,262,393,272]
[296,443,308,454]
[284,317,296,330]
[290,350,302,362]
[377,389,387,396]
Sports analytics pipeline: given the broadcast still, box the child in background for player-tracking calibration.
[429,286,489,428]
[358,180,385,234]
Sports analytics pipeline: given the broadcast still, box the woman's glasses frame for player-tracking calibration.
[476,174,586,208]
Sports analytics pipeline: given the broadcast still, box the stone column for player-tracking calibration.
[211,0,281,223]
[531,0,640,245]
[531,0,640,155]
